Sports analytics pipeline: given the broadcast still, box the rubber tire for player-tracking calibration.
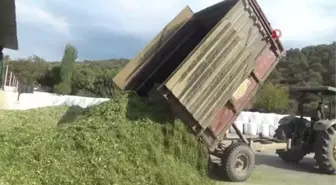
[315,125,336,174]
[221,142,255,182]
[274,124,306,163]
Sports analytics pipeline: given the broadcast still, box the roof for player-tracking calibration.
[0,0,18,50]
[290,86,336,96]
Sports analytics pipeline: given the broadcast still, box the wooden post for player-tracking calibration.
[16,80,19,92]
[4,65,8,86]
[9,72,12,86]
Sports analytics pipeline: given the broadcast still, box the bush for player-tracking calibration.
[253,82,290,113]
[54,82,72,95]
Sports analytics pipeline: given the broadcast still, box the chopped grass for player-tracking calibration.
[0,93,215,185]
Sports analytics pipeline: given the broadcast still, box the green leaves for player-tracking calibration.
[254,83,290,113]
[55,43,78,95]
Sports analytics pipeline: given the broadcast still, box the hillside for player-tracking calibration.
[267,42,336,114]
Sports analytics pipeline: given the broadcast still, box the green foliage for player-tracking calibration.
[59,43,77,84]
[4,55,10,62]
[6,56,49,85]
[54,82,72,95]
[0,93,214,185]
[254,83,290,113]
[265,42,335,114]
[5,49,128,96]
[37,65,61,92]
[54,43,78,94]
[70,60,126,97]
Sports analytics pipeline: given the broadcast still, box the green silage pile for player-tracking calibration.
[0,93,215,185]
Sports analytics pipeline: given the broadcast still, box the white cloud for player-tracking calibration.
[97,0,221,37]
[4,0,335,60]
[258,0,336,46]
[98,0,336,46]
[15,0,70,37]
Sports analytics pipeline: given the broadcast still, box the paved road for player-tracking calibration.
[213,151,335,185]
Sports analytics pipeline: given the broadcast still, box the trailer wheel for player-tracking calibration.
[221,142,254,182]
[315,125,336,174]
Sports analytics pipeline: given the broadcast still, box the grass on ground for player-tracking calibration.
[0,92,215,185]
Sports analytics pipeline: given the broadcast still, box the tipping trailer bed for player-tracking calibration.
[113,0,287,182]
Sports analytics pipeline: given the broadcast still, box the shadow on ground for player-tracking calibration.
[57,106,87,125]
[207,152,321,182]
[255,153,320,174]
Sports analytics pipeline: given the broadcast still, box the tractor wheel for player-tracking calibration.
[315,125,336,174]
[274,124,306,163]
[221,142,255,182]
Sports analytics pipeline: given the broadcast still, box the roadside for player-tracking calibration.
[216,152,335,185]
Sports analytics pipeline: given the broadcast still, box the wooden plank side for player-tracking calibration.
[113,6,194,90]
[181,11,262,113]
[159,0,285,150]
[165,1,245,92]
[195,37,267,127]
[210,46,278,137]
[165,0,270,129]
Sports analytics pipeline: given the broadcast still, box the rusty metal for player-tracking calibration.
[232,123,249,144]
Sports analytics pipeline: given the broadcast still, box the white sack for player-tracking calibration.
[258,124,270,137]
[243,123,258,136]
[229,121,244,133]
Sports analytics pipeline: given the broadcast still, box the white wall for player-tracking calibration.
[2,91,109,110]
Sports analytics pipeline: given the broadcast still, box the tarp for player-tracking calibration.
[0,0,18,50]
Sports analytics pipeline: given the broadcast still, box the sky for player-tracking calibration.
[4,0,336,61]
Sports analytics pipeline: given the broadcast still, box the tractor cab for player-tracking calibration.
[290,86,336,121]
[275,86,336,174]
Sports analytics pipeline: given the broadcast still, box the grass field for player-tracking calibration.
[0,93,215,185]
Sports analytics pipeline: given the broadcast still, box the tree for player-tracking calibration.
[54,43,77,94]
[253,83,290,113]
[4,55,10,62]
[6,56,49,85]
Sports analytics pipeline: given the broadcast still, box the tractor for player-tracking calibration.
[274,86,336,174]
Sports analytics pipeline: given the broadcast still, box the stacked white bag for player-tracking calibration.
[246,112,262,136]
[228,111,305,138]
[262,113,279,137]
[229,111,283,137]
[229,112,249,133]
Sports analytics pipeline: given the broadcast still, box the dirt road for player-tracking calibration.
[215,151,335,185]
